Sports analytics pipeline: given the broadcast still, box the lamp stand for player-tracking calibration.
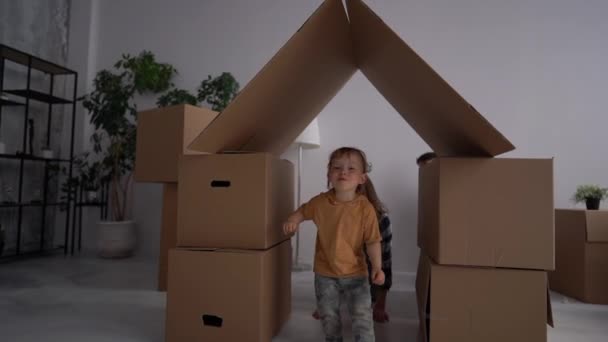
[292,144,312,272]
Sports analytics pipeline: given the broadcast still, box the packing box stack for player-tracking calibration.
[550,209,608,304]
[135,109,295,341]
[134,104,218,291]
[416,157,555,342]
[164,153,294,342]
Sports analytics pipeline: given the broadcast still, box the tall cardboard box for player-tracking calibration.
[177,153,294,249]
[165,240,292,342]
[550,209,608,304]
[158,183,177,291]
[134,104,217,182]
[418,157,554,271]
[416,253,553,342]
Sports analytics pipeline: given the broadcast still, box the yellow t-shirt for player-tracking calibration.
[300,190,381,278]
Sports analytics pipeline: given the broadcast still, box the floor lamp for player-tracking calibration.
[292,118,320,272]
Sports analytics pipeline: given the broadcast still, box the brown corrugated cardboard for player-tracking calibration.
[188,0,514,157]
[177,153,294,249]
[550,209,608,304]
[165,240,291,342]
[158,183,177,291]
[418,157,554,270]
[135,104,217,182]
[416,253,552,342]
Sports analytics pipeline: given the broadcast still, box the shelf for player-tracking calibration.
[1,45,76,75]
[0,202,69,208]
[3,89,72,104]
[76,202,105,207]
[0,153,70,163]
[0,98,24,106]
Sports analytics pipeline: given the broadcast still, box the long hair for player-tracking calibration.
[326,147,387,218]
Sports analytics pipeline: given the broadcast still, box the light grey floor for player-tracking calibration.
[0,255,607,341]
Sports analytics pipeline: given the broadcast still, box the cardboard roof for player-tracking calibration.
[189,0,514,157]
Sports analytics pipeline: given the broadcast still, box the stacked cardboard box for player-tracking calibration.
[134,104,218,291]
[164,153,294,342]
[416,158,555,342]
[550,209,608,304]
[135,105,294,341]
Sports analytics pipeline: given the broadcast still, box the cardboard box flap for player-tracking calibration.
[415,253,431,342]
[188,0,356,155]
[346,0,513,157]
[585,210,608,242]
[546,287,554,327]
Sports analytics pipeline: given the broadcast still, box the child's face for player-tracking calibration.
[328,153,367,193]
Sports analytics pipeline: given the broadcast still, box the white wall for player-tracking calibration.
[71,0,608,271]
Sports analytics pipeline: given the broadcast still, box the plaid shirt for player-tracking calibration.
[367,212,393,291]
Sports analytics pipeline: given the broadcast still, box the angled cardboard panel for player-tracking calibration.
[189,0,356,155]
[585,210,608,242]
[346,0,514,157]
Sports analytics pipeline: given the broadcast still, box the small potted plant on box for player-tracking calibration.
[572,184,608,210]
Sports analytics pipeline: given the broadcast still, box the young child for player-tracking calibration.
[363,178,392,323]
[313,177,393,323]
[283,147,384,342]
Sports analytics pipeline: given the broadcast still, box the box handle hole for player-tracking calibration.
[201,314,223,327]
[210,180,231,188]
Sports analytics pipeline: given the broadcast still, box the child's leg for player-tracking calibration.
[315,274,343,342]
[343,277,375,342]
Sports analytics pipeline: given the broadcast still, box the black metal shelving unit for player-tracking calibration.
[70,181,109,255]
[0,44,78,260]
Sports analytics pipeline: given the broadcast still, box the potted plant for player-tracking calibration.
[80,50,176,257]
[572,184,608,210]
[156,72,239,110]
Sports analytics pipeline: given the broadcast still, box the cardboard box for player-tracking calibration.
[158,183,177,291]
[134,104,217,182]
[165,240,291,342]
[187,0,515,158]
[418,157,554,270]
[177,153,294,249]
[416,253,553,342]
[549,209,608,304]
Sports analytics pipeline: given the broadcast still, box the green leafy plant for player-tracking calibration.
[572,184,608,203]
[156,88,198,107]
[156,72,240,111]
[115,51,176,94]
[80,50,176,221]
[197,72,240,111]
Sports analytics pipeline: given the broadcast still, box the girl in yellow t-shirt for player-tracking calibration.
[283,147,384,342]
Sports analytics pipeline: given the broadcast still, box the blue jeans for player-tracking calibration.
[314,274,375,342]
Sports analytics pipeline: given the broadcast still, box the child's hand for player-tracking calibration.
[283,221,299,235]
[371,268,385,286]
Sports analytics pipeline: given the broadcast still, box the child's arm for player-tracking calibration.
[366,241,385,285]
[283,208,306,235]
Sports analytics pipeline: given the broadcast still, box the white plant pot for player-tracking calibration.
[97,220,136,258]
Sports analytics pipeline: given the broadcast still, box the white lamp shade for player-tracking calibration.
[294,118,321,149]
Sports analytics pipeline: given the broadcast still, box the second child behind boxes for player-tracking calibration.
[283,147,384,342]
